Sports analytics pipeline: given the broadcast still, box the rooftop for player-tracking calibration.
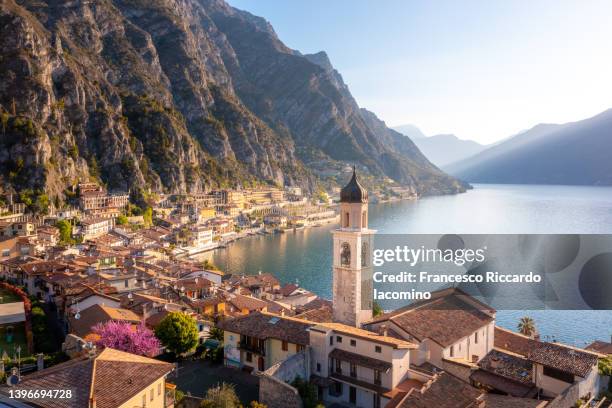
[367,288,494,348]
[1,348,173,408]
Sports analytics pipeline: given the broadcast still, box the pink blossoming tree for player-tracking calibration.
[92,321,161,357]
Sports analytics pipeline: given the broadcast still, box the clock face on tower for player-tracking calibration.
[341,242,351,267]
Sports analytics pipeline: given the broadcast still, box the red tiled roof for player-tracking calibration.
[218,312,312,345]
[392,372,482,408]
[527,342,599,378]
[4,348,173,408]
[494,326,534,357]
[586,340,612,355]
[369,289,494,348]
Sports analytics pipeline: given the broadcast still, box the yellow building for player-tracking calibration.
[4,347,175,408]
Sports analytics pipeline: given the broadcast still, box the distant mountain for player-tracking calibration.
[392,124,427,140]
[445,109,612,185]
[0,0,466,201]
[410,134,486,168]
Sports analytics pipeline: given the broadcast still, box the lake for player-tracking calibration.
[197,184,612,346]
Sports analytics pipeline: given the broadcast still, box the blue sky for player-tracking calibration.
[228,0,612,144]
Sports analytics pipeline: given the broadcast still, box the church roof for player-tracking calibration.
[340,168,368,203]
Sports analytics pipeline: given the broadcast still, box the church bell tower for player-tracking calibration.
[332,168,375,327]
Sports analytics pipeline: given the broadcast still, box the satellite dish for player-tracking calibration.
[75,312,81,320]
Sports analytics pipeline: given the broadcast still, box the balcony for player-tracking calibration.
[238,341,265,356]
[329,371,390,394]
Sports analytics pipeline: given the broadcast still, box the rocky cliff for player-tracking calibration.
[0,0,465,202]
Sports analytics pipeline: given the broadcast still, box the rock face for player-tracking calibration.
[0,0,465,201]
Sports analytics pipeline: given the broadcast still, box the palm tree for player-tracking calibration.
[518,316,537,338]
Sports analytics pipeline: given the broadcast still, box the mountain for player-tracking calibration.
[0,0,466,204]
[392,124,427,140]
[410,134,486,168]
[445,109,612,185]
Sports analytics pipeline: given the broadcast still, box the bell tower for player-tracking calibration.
[332,168,375,327]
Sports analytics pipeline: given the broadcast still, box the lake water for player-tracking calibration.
[198,184,612,346]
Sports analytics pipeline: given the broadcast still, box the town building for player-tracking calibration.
[0,348,175,408]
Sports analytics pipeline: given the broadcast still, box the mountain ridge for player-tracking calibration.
[0,0,466,203]
[445,109,612,185]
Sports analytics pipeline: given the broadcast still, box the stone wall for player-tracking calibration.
[547,382,580,408]
[259,350,308,408]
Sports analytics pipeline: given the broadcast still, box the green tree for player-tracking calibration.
[208,326,224,342]
[250,402,267,408]
[372,301,383,317]
[200,383,241,408]
[517,316,537,338]
[143,206,153,226]
[116,215,128,225]
[599,357,612,392]
[56,220,73,244]
[291,377,319,408]
[154,312,198,356]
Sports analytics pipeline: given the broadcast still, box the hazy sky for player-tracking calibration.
[228,0,612,144]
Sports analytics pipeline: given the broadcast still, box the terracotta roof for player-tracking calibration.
[69,304,141,338]
[278,283,299,297]
[392,372,482,408]
[295,306,332,323]
[478,349,533,386]
[586,340,612,355]
[483,393,548,408]
[313,322,416,349]
[3,348,173,408]
[494,326,534,357]
[329,348,391,371]
[527,341,599,378]
[368,289,494,348]
[223,292,268,312]
[218,312,312,345]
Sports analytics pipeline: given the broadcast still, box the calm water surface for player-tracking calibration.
[198,184,612,346]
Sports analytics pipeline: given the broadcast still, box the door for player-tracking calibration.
[258,356,264,371]
[349,386,356,404]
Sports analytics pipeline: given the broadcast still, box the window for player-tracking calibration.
[543,366,574,383]
[335,358,342,374]
[329,336,333,346]
[150,388,154,401]
[474,332,479,344]
[450,346,454,357]
[343,212,350,228]
[340,243,351,267]
[336,336,342,343]
[282,341,288,351]
[373,393,381,408]
[158,383,162,396]
[246,352,253,362]
[350,339,356,347]
[374,370,381,385]
[361,242,368,267]
[2,249,10,257]
[316,363,321,372]
[350,362,357,378]
[375,345,382,353]
[297,344,305,352]
[124,279,129,288]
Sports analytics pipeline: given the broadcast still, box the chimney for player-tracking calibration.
[280,309,285,317]
[381,324,388,337]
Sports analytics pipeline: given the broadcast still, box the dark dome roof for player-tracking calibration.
[340,168,368,203]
